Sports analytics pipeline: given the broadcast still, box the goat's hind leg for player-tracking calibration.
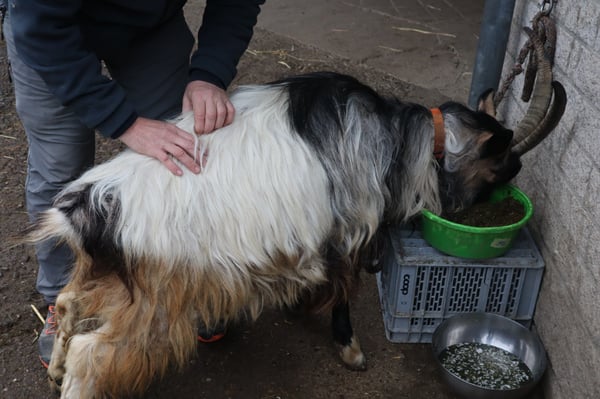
[332,302,366,370]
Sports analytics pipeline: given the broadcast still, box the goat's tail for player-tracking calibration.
[20,208,79,247]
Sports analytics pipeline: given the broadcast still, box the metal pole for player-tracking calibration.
[468,0,516,109]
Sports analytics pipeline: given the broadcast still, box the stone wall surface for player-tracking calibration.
[498,1,600,398]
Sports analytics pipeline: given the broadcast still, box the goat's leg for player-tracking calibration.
[59,319,164,399]
[47,290,79,394]
[57,274,197,398]
[59,330,105,399]
[332,302,366,370]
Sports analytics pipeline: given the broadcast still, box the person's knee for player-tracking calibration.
[24,128,95,214]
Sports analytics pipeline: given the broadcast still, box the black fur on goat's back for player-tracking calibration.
[274,72,391,148]
[273,71,438,225]
[276,71,434,160]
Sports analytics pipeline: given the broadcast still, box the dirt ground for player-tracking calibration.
[0,27,544,399]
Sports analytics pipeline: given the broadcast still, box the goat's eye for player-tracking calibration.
[480,133,512,159]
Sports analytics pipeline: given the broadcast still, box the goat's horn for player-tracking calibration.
[511,27,553,146]
[512,81,567,156]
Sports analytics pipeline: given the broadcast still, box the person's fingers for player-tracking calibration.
[155,148,184,176]
[202,100,217,134]
[214,100,227,131]
[182,94,192,113]
[172,125,197,148]
[183,81,237,134]
[197,147,209,169]
[224,100,235,126]
[194,102,206,135]
[120,118,206,176]
[168,126,205,172]
[164,142,201,174]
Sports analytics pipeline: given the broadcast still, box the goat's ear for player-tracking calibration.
[479,129,514,158]
[477,89,496,117]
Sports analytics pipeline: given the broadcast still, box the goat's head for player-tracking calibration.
[436,27,567,214]
[436,94,521,213]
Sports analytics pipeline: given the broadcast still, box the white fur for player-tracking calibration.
[65,85,334,300]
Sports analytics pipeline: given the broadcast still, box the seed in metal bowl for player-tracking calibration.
[439,342,533,390]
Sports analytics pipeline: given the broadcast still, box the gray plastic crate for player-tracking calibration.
[376,225,544,343]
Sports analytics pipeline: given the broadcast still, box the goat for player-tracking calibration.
[22,30,565,399]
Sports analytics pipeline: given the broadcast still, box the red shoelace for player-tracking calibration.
[43,305,57,336]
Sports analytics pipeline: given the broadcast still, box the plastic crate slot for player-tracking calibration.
[507,268,525,314]
[427,267,447,313]
[413,267,426,312]
[486,268,509,313]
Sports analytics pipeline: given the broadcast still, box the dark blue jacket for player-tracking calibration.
[9,0,264,138]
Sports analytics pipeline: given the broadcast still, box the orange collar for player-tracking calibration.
[430,108,445,159]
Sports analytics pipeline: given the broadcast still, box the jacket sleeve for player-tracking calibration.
[9,0,137,138]
[189,0,265,89]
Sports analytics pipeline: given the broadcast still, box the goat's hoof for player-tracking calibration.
[47,353,66,394]
[339,337,367,371]
[48,375,62,394]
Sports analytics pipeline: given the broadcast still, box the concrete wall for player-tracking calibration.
[497,1,600,397]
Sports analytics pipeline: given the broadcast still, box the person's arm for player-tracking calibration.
[10,1,201,175]
[10,0,136,139]
[190,0,264,89]
[183,0,265,134]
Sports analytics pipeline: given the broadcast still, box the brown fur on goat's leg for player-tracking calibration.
[52,269,198,399]
[48,274,132,399]
[332,302,366,370]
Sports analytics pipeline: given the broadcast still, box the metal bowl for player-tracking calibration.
[432,313,547,399]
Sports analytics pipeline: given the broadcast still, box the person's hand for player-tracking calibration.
[182,80,235,134]
[119,117,203,176]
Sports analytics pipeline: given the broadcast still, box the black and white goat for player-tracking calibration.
[23,32,565,399]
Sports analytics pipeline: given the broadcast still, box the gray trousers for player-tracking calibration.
[4,9,194,304]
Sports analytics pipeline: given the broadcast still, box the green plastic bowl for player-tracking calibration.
[421,185,533,259]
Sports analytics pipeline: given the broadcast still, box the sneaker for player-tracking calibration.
[197,320,226,343]
[38,304,57,368]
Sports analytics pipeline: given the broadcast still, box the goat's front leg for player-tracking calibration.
[332,302,366,370]
[47,290,79,394]
[56,272,198,399]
